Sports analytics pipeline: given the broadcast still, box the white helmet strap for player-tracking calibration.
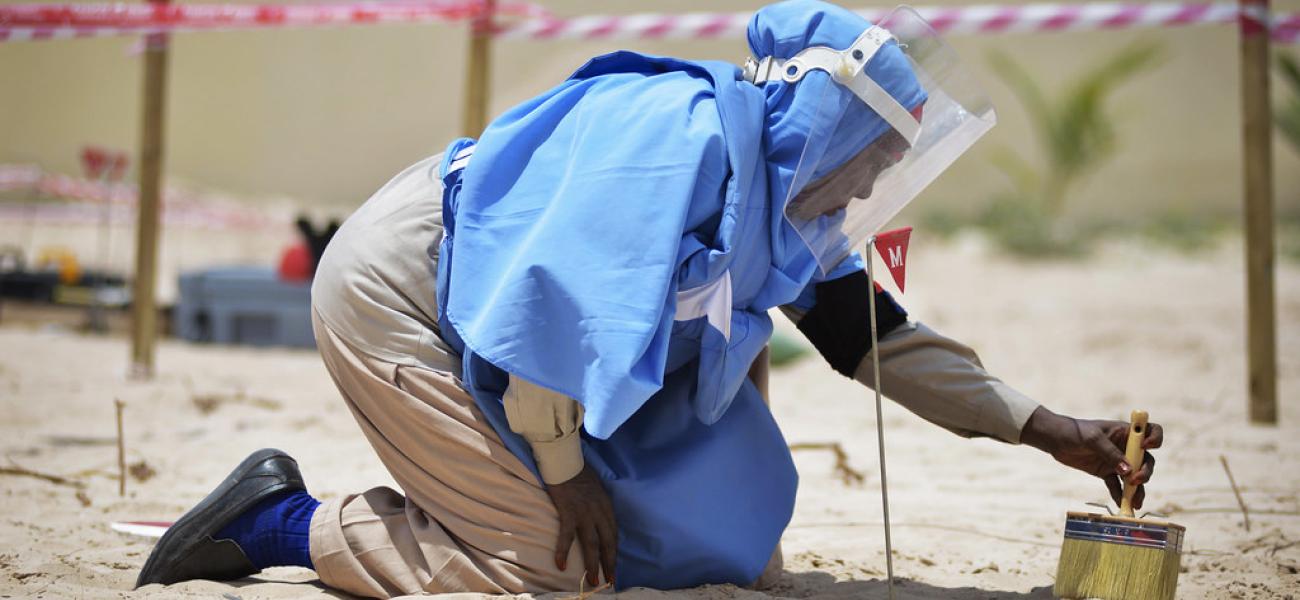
[743,26,921,144]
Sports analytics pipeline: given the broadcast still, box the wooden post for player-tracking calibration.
[1239,0,1277,424]
[130,1,170,378]
[461,0,495,138]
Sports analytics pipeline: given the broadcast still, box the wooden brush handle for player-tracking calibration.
[1119,410,1149,517]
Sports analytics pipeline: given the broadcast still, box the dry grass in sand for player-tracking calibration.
[1,235,1297,599]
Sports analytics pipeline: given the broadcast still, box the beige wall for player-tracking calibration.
[2,0,1298,221]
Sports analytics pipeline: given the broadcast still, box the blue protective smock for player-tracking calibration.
[432,0,924,590]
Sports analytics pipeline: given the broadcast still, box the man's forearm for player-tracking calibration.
[852,321,1041,443]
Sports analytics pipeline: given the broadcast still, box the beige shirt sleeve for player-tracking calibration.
[781,304,1039,443]
[853,320,1040,443]
[503,374,586,485]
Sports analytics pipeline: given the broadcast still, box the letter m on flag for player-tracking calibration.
[871,226,912,294]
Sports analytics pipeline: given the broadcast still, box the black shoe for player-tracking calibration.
[135,448,306,588]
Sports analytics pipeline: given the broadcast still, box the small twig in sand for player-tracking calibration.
[1274,540,1300,555]
[1220,455,1250,531]
[789,442,866,485]
[1237,530,1298,555]
[0,466,85,488]
[192,391,283,415]
[44,435,117,447]
[557,574,611,600]
[116,399,126,497]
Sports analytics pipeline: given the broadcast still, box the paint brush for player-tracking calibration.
[1054,409,1184,600]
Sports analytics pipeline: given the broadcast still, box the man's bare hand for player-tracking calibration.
[545,465,617,587]
[1021,406,1163,510]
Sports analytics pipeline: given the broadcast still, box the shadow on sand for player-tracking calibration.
[224,573,355,599]
[221,569,1056,599]
[765,570,1056,599]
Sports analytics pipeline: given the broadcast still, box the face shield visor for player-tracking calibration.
[744,6,996,274]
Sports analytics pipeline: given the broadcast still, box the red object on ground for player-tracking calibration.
[278,242,312,282]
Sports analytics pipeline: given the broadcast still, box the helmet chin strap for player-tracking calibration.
[743,26,922,145]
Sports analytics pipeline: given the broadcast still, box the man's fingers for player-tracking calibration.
[1134,484,1146,510]
[1104,474,1123,506]
[1091,429,1132,477]
[1142,422,1164,449]
[1132,451,1156,486]
[579,524,601,587]
[555,518,575,571]
[596,509,618,586]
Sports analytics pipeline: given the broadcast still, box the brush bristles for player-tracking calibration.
[1055,538,1180,600]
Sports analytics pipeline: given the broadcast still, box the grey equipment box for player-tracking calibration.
[174,266,314,348]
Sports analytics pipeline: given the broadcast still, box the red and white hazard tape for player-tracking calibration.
[0,0,543,42]
[2,2,1297,44]
[0,203,282,230]
[0,164,287,231]
[493,3,1299,43]
[0,164,43,191]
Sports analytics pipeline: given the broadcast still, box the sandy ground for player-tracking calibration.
[1,234,1298,599]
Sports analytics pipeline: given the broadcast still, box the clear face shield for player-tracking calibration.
[744,6,996,274]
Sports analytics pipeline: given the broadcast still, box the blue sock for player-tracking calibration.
[214,490,319,570]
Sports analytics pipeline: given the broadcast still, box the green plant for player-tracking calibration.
[918,208,966,241]
[980,42,1163,256]
[1140,212,1230,254]
[1277,53,1300,152]
[767,331,809,367]
[1281,215,1300,264]
[1270,54,1299,264]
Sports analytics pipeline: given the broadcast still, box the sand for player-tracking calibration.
[1,234,1297,599]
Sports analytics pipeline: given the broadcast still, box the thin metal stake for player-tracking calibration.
[865,236,895,600]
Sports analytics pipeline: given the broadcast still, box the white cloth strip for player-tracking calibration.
[448,144,474,173]
[844,72,922,144]
[674,272,733,341]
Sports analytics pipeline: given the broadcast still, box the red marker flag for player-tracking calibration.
[80,146,107,179]
[872,226,912,294]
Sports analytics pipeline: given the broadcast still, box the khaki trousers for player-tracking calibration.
[304,155,782,597]
[308,311,585,598]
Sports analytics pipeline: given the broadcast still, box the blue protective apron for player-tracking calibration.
[428,2,913,586]
[435,134,800,589]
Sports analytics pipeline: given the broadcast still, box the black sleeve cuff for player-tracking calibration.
[795,270,909,377]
